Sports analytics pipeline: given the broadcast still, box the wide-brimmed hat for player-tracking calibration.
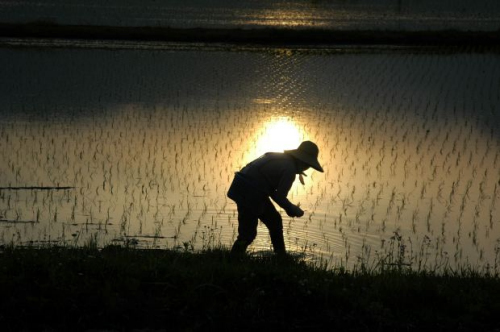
[285,141,323,172]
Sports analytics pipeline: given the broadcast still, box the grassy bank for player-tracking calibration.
[1,22,500,46]
[0,246,499,331]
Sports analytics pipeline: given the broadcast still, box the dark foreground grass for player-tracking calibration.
[1,246,499,331]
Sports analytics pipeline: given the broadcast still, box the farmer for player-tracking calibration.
[227,141,323,255]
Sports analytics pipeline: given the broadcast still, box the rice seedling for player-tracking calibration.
[0,43,499,273]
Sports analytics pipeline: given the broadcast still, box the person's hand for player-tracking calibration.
[287,204,304,218]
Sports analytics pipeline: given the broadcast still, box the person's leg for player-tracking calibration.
[259,199,286,255]
[231,203,258,254]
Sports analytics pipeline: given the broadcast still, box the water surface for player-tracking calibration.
[1,0,500,31]
[0,41,499,271]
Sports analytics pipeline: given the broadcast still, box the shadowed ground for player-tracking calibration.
[1,22,500,46]
[0,246,499,331]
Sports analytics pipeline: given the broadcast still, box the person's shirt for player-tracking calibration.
[240,152,298,212]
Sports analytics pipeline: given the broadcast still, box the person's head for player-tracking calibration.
[284,141,323,173]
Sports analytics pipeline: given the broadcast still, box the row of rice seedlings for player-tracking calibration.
[0,47,498,272]
[297,52,500,271]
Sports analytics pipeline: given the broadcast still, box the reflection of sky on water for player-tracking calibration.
[0,43,499,271]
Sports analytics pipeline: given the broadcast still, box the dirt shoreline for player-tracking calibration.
[1,22,499,46]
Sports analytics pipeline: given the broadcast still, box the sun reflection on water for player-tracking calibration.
[252,116,306,159]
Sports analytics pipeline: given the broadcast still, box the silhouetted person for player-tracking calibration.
[227,141,323,256]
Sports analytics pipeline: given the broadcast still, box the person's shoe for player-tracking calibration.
[230,239,249,256]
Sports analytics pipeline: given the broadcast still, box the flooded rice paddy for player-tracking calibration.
[0,42,499,271]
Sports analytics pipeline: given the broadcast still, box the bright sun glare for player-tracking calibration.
[253,117,303,157]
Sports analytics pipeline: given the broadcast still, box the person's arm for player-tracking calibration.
[270,170,304,217]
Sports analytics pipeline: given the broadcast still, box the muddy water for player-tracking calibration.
[0,42,499,271]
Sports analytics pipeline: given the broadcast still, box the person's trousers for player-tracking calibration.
[231,197,286,254]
